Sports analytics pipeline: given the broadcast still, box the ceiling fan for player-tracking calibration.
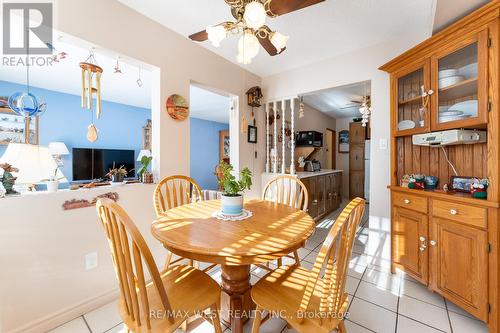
[189,0,325,64]
[340,96,371,110]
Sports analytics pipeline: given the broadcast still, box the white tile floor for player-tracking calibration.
[48,203,490,333]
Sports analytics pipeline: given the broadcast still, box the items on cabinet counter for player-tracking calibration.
[471,178,488,199]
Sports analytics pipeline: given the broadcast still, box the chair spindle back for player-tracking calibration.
[154,175,203,216]
[262,175,309,211]
[96,198,174,329]
[299,197,365,321]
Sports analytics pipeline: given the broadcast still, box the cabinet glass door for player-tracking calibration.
[432,31,488,130]
[394,60,430,136]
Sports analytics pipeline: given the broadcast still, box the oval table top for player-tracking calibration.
[151,199,316,265]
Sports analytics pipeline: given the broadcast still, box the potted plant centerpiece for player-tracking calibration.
[106,163,128,183]
[42,167,64,193]
[219,161,252,216]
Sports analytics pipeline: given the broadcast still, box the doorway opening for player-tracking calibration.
[300,80,371,203]
[189,83,237,190]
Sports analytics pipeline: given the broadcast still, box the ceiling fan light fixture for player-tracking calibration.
[237,30,260,64]
[206,25,227,47]
[243,1,267,30]
[270,31,289,52]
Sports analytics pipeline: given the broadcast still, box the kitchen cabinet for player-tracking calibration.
[381,3,500,329]
[429,217,488,321]
[349,122,366,199]
[392,206,428,284]
[297,171,342,221]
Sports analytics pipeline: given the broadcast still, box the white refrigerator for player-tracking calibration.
[364,140,370,202]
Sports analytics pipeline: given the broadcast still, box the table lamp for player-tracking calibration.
[48,142,69,166]
[0,143,67,191]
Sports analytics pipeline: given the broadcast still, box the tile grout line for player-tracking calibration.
[81,315,93,333]
[397,313,449,333]
[395,265,402,333]
[345,318,377,333]
[444,298,454,333]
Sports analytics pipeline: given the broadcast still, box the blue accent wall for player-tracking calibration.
[190,117,228,190]
[0,80,150,181]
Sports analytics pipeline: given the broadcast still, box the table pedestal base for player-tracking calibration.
[220,265,255,333]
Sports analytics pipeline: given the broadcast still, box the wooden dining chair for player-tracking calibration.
[96,198,223,333]
[154,175,217,272]
[251,197,366,333]
[261,175,309,268]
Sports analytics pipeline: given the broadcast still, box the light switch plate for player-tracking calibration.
[85,252,98,270]
[379,138,388,150]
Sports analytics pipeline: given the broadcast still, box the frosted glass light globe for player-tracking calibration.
[271,32,289,52]
[243,1,266,30]
[237,31,260,64]
[206,25,227,47]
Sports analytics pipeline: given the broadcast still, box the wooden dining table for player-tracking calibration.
[151,199,315,333]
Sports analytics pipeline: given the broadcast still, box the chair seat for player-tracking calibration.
[251,265,348,333]
[119,265,220,333]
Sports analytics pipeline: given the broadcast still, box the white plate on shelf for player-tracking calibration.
[439,114,472,123]
[397,120,416,131]
[458,63,478,79]
[439,75,465,89]
[448,100,478,116]
[439,110,464,116]
[439,69,459,79]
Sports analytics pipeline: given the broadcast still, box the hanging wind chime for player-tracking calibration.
[359,83,371,127]
[79,49,103,142]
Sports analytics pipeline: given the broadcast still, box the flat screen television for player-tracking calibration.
[72,148,136,181]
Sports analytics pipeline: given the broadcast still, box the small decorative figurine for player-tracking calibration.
[0,163,19,195]
[408,174,425,190]
[471,178,488,199]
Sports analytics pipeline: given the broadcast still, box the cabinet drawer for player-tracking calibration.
[431,200,487,229]
[393,192,428,213]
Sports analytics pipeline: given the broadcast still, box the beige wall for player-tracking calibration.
[261,31,429,221]
[1,0,265,331]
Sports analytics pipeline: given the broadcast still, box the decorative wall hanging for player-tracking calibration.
[80,50,103,118]
[80,49,103,143]
[246,86,263,107]
[166,94,189,121]
[338,130,349,153]
[299,96,305,118]
[113,57,123,74]
[142,119,152,150]
[62,192,119,211]
[248,125,257,143]
[8,28,47,119]
[136,67,143,87]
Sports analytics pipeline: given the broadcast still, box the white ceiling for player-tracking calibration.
[118,0,436,77]
[190,85,230,124]
[0,33,153,109]
[303,81,371,119]
[433,0,490,33]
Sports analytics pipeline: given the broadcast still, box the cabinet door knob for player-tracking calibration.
[419,236,426,242]
[430,240,437,246]
[419,246,426,252]
[450,209,458,215]
[404,199,410,204]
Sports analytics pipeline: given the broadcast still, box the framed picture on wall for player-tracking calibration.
[248,125,257,143]
[338,130,349,153]
[219,130,230,162]
[0,101,39,145]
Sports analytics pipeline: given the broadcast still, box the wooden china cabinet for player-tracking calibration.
[380,3,500,332]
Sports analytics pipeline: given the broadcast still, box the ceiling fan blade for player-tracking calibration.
[189,30,208,42]
[266,0,325,16]
[256,26,284,56]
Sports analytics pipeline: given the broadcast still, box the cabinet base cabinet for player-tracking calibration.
[429,218,489,321]
[300,172,342,221]
[392,206,428,284]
